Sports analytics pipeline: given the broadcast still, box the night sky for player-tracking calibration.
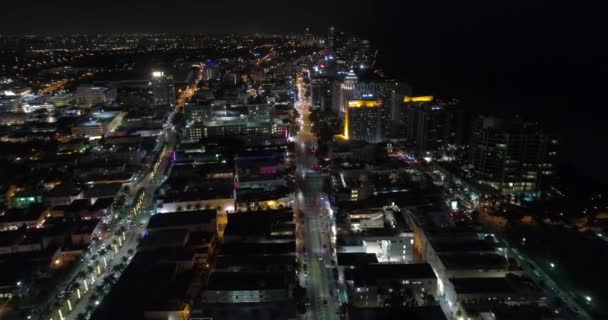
[2,0,607,179]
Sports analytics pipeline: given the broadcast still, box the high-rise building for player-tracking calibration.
[415,103,447,154]
[469,116,558,197]
[327,26,338,55]
[331,70,358,117]
[345,99,384,143]
[150,71,176,106]
[204,60,221,81]
[398,96,470,156]
[310,75,334,111]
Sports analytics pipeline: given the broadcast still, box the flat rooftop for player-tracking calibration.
[147,210,217,230]
[348,306,447,320]
[207,271,289,291]
[440,253,508,270]
[215,254,295,271]
[336,252,378,266]
[345,263,436,286]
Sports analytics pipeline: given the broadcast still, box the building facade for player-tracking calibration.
[346,99,384,143]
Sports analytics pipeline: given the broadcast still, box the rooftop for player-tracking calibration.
[147,210,217,230]
[207,271,290,291]
[345,263,436,286]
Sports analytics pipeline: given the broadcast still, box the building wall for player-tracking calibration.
[75,87,107,107]
[157,198,234,215]
[203,288,290,303]
[350,278,437,308]
[347,104,383,143]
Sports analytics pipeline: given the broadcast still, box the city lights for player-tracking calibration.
[0,25,598,320]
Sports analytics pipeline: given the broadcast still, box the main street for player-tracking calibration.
[41,68,201,320]
[294,75,338,320]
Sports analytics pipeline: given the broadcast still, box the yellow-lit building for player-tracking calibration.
[344,99,384,143]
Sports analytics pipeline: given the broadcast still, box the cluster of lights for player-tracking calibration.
[403,95,434,103]
[151,145,167,177]
[49,231,127,320]
[132,190,147,216]
[347,99,383,108]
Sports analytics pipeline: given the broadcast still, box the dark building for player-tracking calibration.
[469,116,559,197]
[310,75,334,111]
[400,97,470,156]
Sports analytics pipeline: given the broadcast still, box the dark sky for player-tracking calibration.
[2,1,608,179]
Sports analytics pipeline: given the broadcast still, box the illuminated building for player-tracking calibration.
[204,60,220,80]
[403,95,434,103]
[0,95,21,112]
[150,71,176,106]
[10,193,43,209]
[331,70,358,116]
[71,111,125,139]
[470,116,559,198]
[185,119,287,142]
[345,99,384,143]
[75,86,107,107]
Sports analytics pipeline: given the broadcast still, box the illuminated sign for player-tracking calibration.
[403,96,434,103]
[348,99,383,108]
[152,71,164,78]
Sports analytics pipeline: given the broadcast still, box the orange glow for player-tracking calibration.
[348,99,383,108]
[403,96,434,103]
[344,107,349,139]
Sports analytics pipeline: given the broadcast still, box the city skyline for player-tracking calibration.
[3,1,607,180]
[1,6,608,320]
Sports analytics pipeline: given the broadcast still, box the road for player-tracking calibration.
[294,75,338,320]
[507,247,592,320]
[40,72,195,320]
[44,128,177,320]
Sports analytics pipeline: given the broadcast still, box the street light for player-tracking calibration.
[549,262,555,270]
[585,295,592,303]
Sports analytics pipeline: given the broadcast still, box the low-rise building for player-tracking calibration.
[345,263,437,308]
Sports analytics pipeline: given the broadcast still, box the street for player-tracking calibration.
[40,68,200,320]
[294,75,339,320]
